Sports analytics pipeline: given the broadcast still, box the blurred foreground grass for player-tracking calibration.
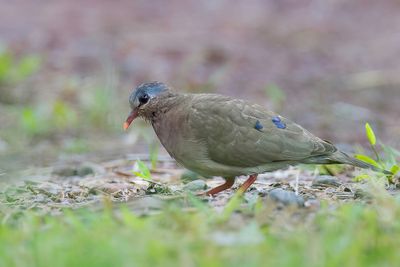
[1,181,400,267]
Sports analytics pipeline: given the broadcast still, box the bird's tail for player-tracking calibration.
[303,151,392,175]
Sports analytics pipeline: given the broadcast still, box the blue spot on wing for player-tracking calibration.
[272,116,286,129]
[275,122,286,129]
[272,116,281,123]
[255,120,263,131]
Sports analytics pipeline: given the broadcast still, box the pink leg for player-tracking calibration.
[237,174,258,194]
[201,178,235,196]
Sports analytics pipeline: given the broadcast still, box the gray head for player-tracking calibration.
[124,82,169,129]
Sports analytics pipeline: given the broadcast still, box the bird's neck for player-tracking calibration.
[141,92,185,122]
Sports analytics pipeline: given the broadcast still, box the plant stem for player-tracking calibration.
[371,144,384,168]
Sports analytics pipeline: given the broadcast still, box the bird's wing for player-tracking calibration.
[188,94,336,168]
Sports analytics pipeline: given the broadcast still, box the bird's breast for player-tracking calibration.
[152,114,191,159]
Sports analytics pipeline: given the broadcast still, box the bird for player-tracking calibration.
[124,81,390,196]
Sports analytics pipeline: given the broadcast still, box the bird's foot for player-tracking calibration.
[196,175,258,197]
[197,178,235,197]
[236,174,258,194]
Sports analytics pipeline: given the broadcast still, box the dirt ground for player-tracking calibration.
[1,154,385,216]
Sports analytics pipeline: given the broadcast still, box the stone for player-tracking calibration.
[267,188,304,207]
[77,165,94,176]
[183,179,207,192]
[52,166,77,177]
[312,175,341,187]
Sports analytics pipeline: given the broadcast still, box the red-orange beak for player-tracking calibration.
[123,110,138,130]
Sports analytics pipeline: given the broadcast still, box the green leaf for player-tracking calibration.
[390,165,399,175]
[353,174,370,182]
[20,108,39,134]
[133,160,151,180]
[355,154,380,168]
[16,55,41,79]
[0,50,12,81]
[52,100,77,129]
[365,123,376,146]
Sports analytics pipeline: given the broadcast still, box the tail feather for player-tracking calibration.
[303,151,392,175]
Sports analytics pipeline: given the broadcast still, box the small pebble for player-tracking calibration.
[77,165,94,177]
[53,165,94,177]
[33,195,48,203]
[52,166,77,177]
[304,198,320,210]
[99,183,134,194]
[181,170,203,181]
[183,179,207,192]
[354,187,373,200]
[312,175,341,187]
[267,188,304,207]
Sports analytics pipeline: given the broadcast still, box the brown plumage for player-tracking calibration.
[124,82,389,196]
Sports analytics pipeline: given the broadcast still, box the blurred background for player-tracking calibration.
[0,0,399,175]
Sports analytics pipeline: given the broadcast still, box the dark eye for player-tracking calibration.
[138,93,149,105]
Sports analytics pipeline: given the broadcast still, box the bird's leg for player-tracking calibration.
[237,174,258,194]
[201,178,235,196]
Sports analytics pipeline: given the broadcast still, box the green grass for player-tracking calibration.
[0,45,128,154]
[0,46,41,87]
[1,185,400,267]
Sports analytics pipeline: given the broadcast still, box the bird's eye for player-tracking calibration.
[138,94,150,105]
